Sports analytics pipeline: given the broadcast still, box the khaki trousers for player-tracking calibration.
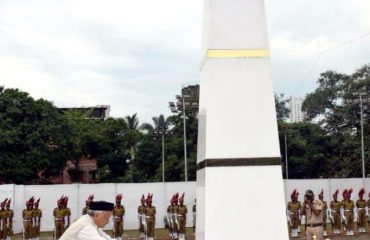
[290,213,299,229]
[55,220,65,239]
[146,218,155,238]
[344,211,354,231]
[178,216,186,234]
[23,221,33,239]
[306,226,323,240]
[358,209,366,228]
[114,219,123,237]
[333,212,341,230]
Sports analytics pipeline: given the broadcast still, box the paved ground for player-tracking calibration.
[289,232,370,240]
[10,228,196,240]
[288,227,370,240]
[9,228,370,239]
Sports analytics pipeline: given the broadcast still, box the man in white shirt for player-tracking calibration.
[59,201,115,240]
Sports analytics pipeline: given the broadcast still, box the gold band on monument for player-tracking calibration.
[207,49,270,58]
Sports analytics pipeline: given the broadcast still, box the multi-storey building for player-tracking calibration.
[289,96,305,123]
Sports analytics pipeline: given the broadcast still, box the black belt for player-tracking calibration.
[307,223,322,228]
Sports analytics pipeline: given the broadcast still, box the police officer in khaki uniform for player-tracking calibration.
[367,192,370,226]
[356,188,367,233]
[144,194,156,240]
[177,193,187,240]
[82,195,93,215]
[192,199,196,234]
[287,189,301,237]
[54,196,65,239]
[63,197,71,230]
[166,196,174,239]
[318,190,328,236]
[5,199,13,240]
[340,189,348,233]
[0,199,7,240]
[33,198,42,240]
[113,194,125,240]
[341,188,355,236]
[171,193,179,239]
[301,190,324,240]
[138,194,146,240]
[23,197,35,240]
[330,189,341,234]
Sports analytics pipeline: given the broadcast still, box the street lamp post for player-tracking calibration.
[182,95,188,182]
[170,94,189,181]
[359,92,366,179]
[126,159,133,183]
[153,127,172,182]
[347,90,369,178]
[284,132,288,179]
[353,91,367,178]
[161,132,165,182]
[280,128,297,179]
[169,85,199,182]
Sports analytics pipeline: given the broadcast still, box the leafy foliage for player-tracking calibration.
[278,122,331,178]
[0,88,73,184]
[298,64,370,178]
[275,93,290,121]
[5,64,369,183]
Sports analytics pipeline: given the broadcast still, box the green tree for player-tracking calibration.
[165,85,199,181]
[278,122,331,179]
[124,113,143,159]
[166,110,198,181]
[96,118,131,182]
[134,114,178,182]
[63,109,103,182]
[0,87,73,184]
[132,134,162,182]
[302,64,370,177]
[275,93,290,121]
[303,70,349,124]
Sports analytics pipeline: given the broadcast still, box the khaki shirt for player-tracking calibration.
[113,206,125,218]
[145,206,156,217]
[23,209,35,220]
[330,200,341,211]
[64,208,71,217]
[177,205,187,216]
[305,199,323,224]
[288,201,301,213]
[54,208,64,218]
[357,199,367,208]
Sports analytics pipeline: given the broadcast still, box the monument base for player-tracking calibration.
[196,165,288,240]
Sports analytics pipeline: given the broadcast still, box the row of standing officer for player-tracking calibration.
[287,188,369,237]
[0,198,14,240]
[2,193,196,240]
[166,193,188,240]
[85,193,196,240]
[1,197,43,240]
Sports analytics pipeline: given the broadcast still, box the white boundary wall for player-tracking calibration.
[1,179,369,233]
[0,182,196,233]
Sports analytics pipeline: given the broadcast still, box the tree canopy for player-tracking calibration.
[2,64,370,183]
[300,64,370,178]
[0,87,73,183]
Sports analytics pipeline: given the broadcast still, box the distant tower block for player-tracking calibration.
[196,0,289,239]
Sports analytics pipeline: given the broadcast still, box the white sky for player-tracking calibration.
[0,0,369,123]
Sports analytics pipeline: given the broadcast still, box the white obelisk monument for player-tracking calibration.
[196,0,289,239]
